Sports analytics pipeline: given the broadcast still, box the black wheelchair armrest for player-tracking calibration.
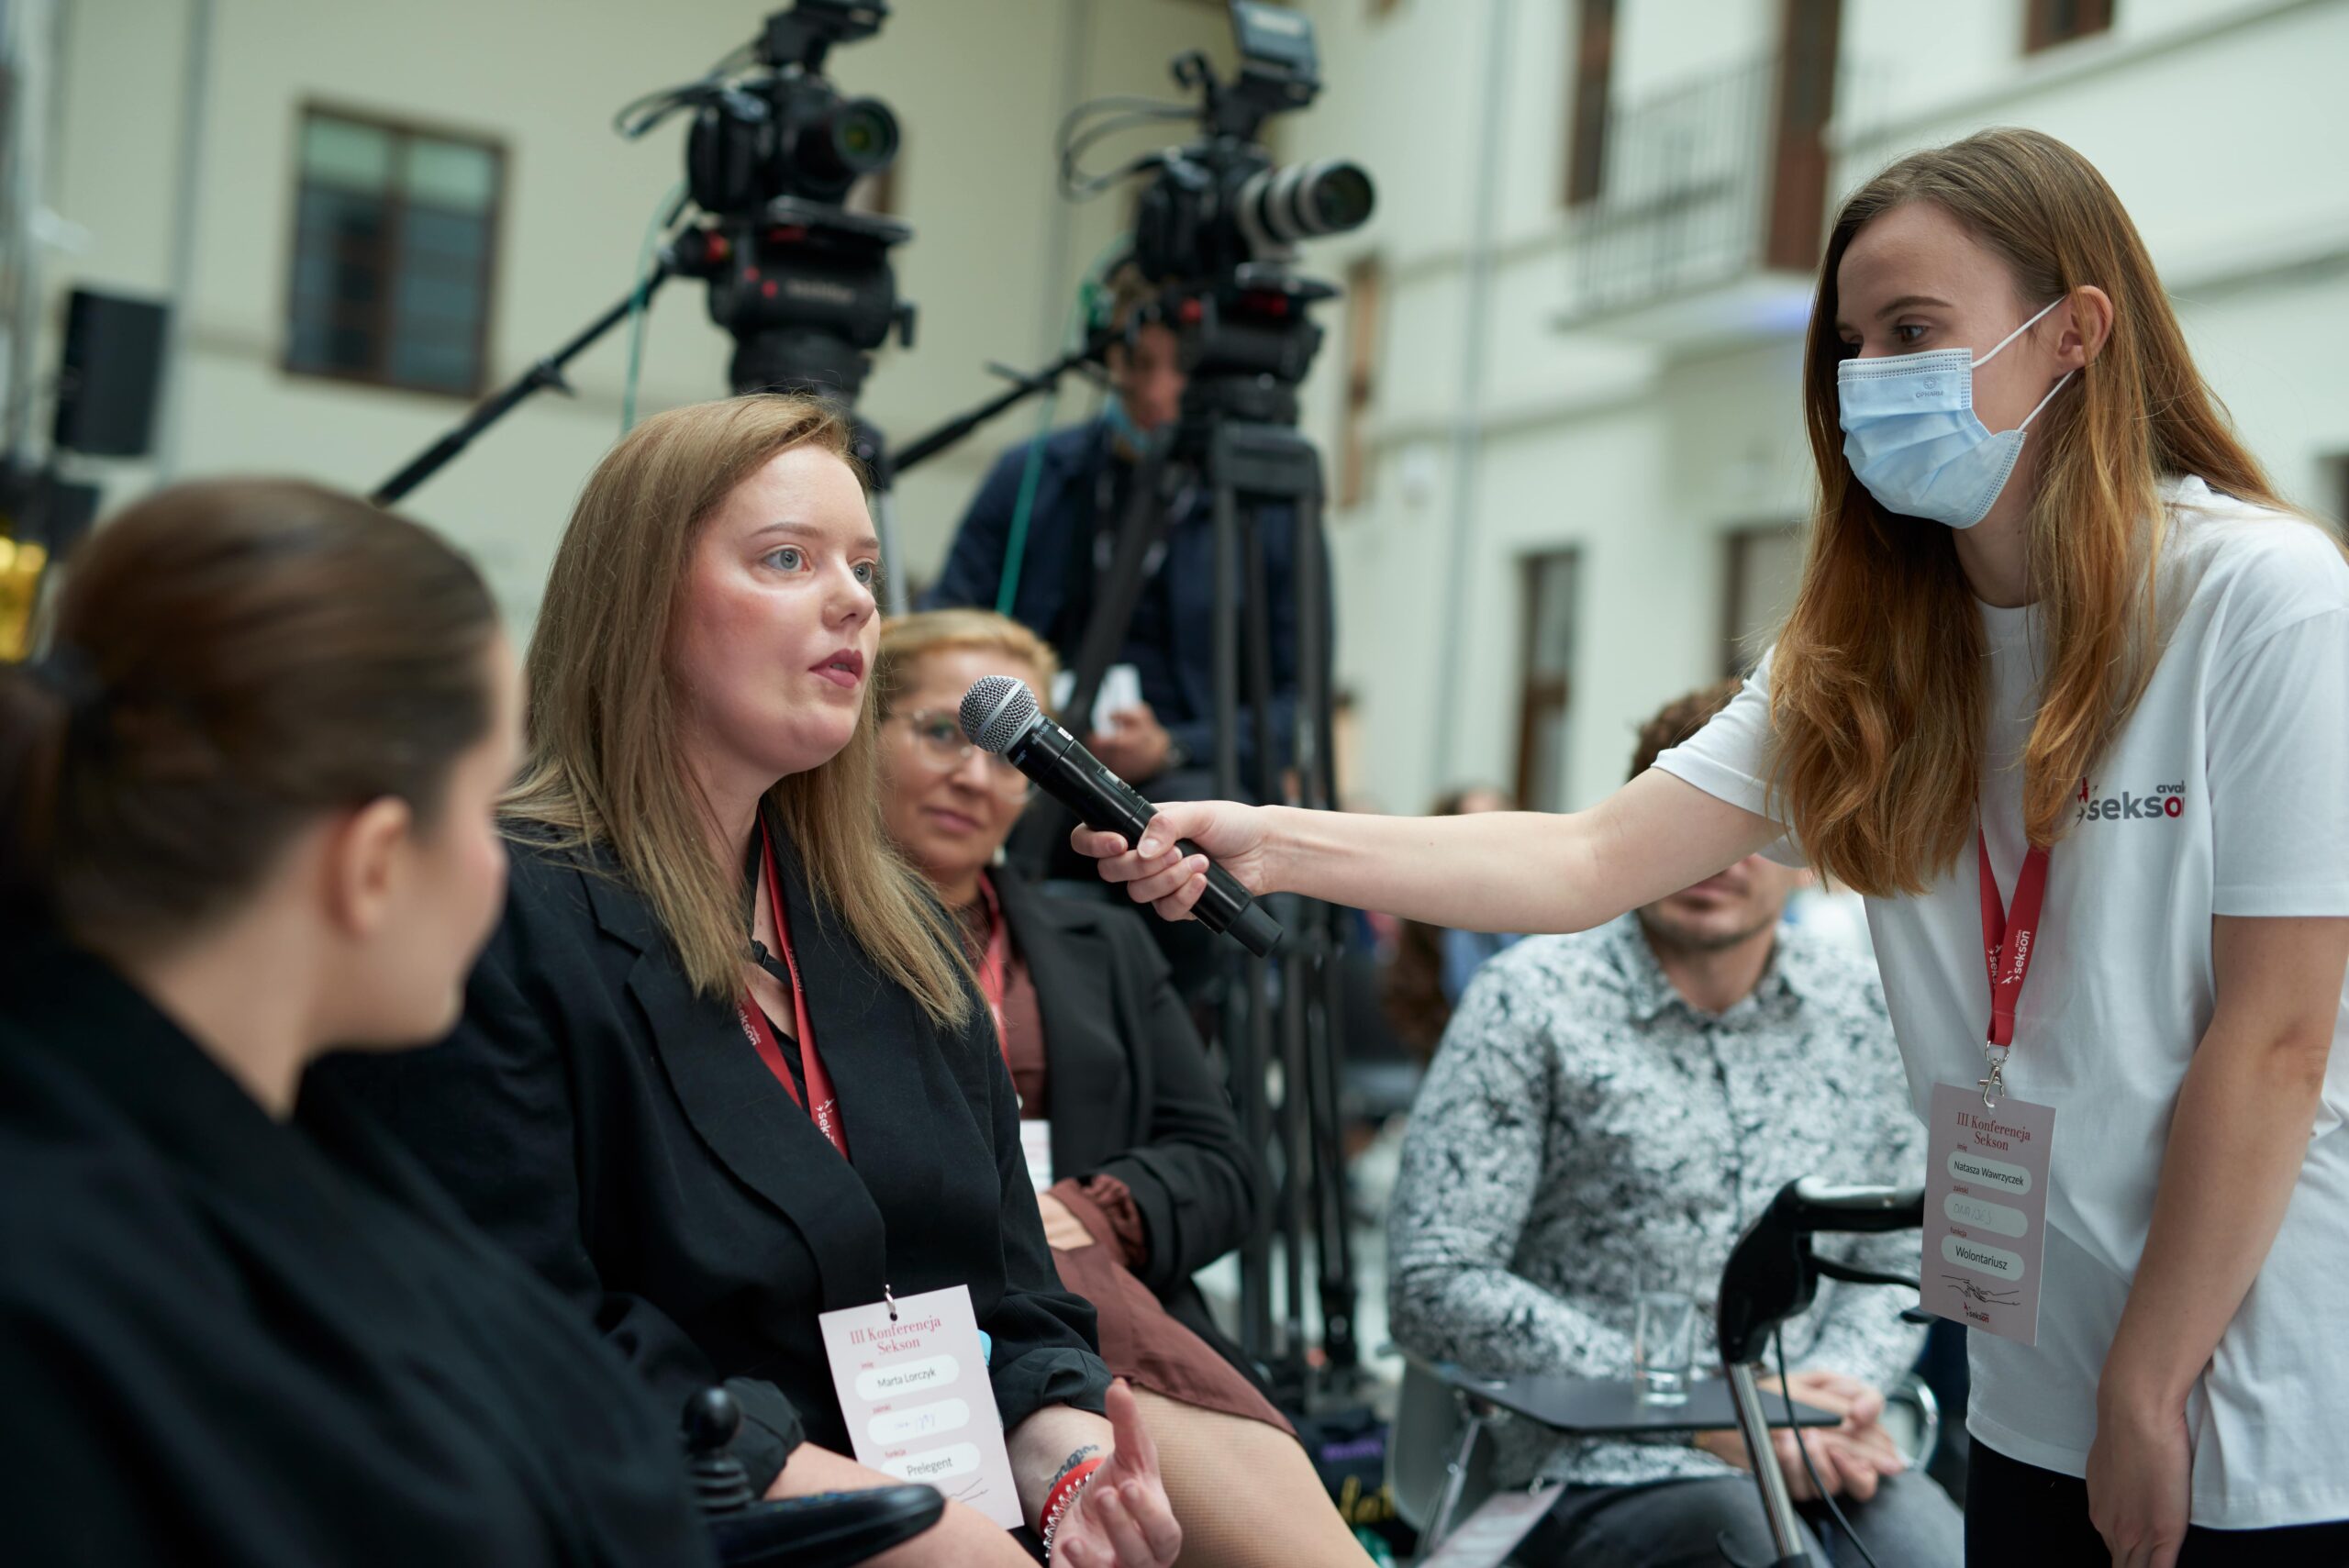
[709,1486,946,1568]
[684,1387,944,1568]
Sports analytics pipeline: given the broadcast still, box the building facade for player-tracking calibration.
[1283,0,2349,817]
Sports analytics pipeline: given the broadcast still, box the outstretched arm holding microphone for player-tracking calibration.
[1075,767,1777,937]
[1082,129,2349,1568]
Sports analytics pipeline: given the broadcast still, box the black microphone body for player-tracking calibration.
[1001,714,1284,957]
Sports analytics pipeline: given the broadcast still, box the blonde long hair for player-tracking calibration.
[874,608,1063,721]
[1771,128,2283,895]
[507,395,970,1024]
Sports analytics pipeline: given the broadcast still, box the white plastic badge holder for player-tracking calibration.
[818,1284,1023,1527]
[1051,662,1144,737]
[1920,1084,2056,1345]
[1019,1119,1055,1195]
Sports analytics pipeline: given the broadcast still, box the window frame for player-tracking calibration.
[1720,521,1805,677]
[2023,0,2115,55]
[281,99,507,401]
[1337,252,1384,511]
[1563,0,1616,208]
[1513,548,1581,813]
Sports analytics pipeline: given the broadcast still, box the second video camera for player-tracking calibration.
[1129,2,1375,289]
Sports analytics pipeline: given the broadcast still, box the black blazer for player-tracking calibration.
[310,823,1110,1492]
[0,945,711,1568]
[999,873,1269,1363]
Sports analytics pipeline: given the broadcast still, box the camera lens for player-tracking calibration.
[1236,159,1376,256]
[790,95,901,191]
[828,97,899,174]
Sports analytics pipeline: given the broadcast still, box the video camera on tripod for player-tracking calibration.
[660,0,916,401]
[375,0,916,513]
[1030,2,1377,1402]
[1070,2,1374,433]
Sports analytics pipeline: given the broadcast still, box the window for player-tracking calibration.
[1514,550,1581,813]
[285,106,503,397]
[1563,0,1616,207]
[1720,523,1805,676]
[1764,0,1842,273]
[1337,254,1383,510]
[2025,0,2115,53]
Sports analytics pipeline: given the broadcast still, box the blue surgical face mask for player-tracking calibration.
[1836,295,2075,529]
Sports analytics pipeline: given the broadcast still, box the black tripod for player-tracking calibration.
[1053,272,1358,1402]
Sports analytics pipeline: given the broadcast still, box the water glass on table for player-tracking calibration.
[1633,1247,1699,1406]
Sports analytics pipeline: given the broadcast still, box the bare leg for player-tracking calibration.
[1130,1387,1378,1568]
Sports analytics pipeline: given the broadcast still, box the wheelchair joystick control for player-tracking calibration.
[683,1387,756,1516]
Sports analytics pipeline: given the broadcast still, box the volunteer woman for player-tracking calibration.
[1081,128,2349,1568]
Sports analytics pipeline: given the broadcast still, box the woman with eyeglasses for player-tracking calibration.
[874,609,1376,1568]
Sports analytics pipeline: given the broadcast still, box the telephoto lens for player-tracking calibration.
[1236,158,1375,252]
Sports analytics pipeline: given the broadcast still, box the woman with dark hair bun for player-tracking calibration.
[0,480,715,1566]
[314,395,1183,1568]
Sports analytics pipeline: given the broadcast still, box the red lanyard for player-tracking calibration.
[1976,828,2051,1051]
[971,873,1012,1062]
[737,820,849,1159]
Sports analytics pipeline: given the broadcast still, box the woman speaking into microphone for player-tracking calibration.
[1081,129,2349,1568]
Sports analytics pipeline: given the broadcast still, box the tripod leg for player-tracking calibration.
[1212,459,1275,1369]
[1243,501,1311,1401]
[1291,487,1358,1376]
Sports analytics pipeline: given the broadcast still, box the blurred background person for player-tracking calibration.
[1385,681,1954,1567]
[0,481,717,1566]
[923,266,1299,797]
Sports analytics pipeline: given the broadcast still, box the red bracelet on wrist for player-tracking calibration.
[1038,1456,1106,1557]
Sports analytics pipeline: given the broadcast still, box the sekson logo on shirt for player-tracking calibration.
[2073,774,2187,826]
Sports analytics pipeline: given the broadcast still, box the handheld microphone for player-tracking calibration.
[959,675,1283,957]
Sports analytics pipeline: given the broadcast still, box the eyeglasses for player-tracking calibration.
[895,709,1033,797]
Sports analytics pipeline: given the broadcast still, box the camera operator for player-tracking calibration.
[922,265,1297,795]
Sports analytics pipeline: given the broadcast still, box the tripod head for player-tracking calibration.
[626,0,916,403]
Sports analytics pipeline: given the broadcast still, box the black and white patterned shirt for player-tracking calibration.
[1387,915,1927,1489]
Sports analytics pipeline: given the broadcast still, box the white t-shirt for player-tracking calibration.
[1654,477,2349,1529]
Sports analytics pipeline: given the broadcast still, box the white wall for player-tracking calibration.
[1284,0,2349,819]
[39,0,1228,630]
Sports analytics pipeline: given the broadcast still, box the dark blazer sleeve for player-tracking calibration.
[967,1000,1116,1429]
[920,443,1030,612]
[328,866,807,1488]
[1084,913,1270,1296]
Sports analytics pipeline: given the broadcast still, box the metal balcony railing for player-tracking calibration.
[1565,57,1781,321]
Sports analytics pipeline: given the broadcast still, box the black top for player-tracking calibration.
[998,873,1268,1364]
[0,945,713,1568]
[309,821,1111,1490]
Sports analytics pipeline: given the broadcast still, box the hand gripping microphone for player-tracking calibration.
[959,675,1283,957]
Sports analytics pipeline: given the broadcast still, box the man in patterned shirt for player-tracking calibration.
[1387,682,1961,1567]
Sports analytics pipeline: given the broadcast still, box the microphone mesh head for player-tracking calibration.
[959,675,1039,755]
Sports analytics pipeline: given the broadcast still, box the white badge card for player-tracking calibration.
[1920,1083,2056,1345]
[818,1284,1023,1527]
[1413,1486,1561,1568]
[1019,1118,1056,1195]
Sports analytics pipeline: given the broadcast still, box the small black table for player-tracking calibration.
[1404,1360,1846,1551]
[1433,1366,1840,1436]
